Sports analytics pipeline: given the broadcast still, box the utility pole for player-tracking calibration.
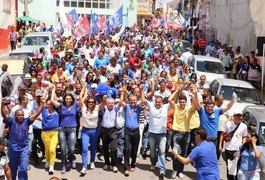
[24,0,29,16]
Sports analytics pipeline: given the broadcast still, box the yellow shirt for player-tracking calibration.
[172,104,191,132]
[188,109,200,130]
[51,73,67,83]
[168,74,179,86]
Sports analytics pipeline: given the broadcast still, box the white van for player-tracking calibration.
[0,72,22,137]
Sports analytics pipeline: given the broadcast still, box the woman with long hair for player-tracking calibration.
[51,85,80,174]
[237,127,262,180]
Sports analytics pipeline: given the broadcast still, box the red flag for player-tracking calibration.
[73,17,90,39]
[151,18,158,28]
[66,15,74,28]
[132,23,138,29]
[97,16,106,31]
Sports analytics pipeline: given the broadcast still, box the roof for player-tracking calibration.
[243,105,265,123]
[25,32,53,37]
[214,78,255,89]
[194,55,222,63]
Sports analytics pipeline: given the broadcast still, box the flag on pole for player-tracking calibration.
[97,16,106,31]
[105,5,123,35]
[53,21,63,34]
[68,9,79,24]
[90,12,99,35]
[59,0,72,37]
[66,15,74,28]
[73,16,90,39]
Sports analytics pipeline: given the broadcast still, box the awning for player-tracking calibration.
[17,16,37,22]
[137,0,153,16]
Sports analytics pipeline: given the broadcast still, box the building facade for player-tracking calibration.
[18,0,137,27]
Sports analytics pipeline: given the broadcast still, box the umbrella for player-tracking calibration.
[95,83,111,95]
[17,16,37,22]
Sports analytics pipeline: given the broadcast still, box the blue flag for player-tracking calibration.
[105,5,123,35]
[68,9,78,24]
[90,12,99,35]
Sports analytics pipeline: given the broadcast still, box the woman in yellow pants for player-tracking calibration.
[41,99,60,175]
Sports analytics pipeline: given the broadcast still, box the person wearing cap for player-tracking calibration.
[181,47,193,64]
[219,110,247,180]
[0,137,11,180]
[1,96,45,180]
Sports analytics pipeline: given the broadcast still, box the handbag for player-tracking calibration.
[223,122,241,142]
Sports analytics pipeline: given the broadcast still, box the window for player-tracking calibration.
[64,1,70,7]
[93,2,98,8]
[78,0,84,7]
[85,2,91,8]
[71,1,77,7]
[56,0,59,6]
[1,76,13,98]
[100,3,105,8]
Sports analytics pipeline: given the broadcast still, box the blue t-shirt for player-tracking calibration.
[124,104,142,129]
[94,57,109,69]
[189,141,220,180]
[59,102,79,128]
[239,145,262,171]
[4,117,32,152]
[42,107,60,131]
[198,107,222,138]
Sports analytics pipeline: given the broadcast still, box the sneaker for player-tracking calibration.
[112,166,118,173]
[124,170,129,177]
[178,173,184,178]
[90,162,95,169]
[103,165,110,171]
[80,167,87,176]
[159,172,165,180]
[49,166,54,175]
[149,165,155,171]
[61,166,66,174]
[71,161,76,169]
[171,171,177,179]
[45,161,49,169]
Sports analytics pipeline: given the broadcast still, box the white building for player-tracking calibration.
[18,0,137,27]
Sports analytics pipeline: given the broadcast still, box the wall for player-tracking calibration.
[208,0,265,54]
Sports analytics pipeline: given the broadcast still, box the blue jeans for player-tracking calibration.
[148,132,167,173]
[9,150,29,180]
[237,170,260,180]
[117,127,125,158]
[172,131,190,173]
[59,127,76,166]
[81,127,99,168]
[142,123,149,151]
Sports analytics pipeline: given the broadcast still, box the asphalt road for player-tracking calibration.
[28,150,227,180]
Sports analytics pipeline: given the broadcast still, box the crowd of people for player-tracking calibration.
[3,24,264,180]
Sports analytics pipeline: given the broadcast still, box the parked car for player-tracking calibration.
[0,72,22,137]
[188,55,226,84]
[9,48,35,57]
[210,78,263,113]
[21,32,57,53]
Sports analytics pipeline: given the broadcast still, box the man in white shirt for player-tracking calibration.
[219,110,247,180]
[154,80,171,100]
[106,57,121,76]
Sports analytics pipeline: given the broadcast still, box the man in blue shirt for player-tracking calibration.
[172,128,220,180]
[1,97,45,180]
[94,51,109,69]
[119,87,144,177]
[193,90,235,146]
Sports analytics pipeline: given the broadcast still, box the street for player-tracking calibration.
[28,150,227,180]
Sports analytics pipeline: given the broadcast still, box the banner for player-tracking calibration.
[97,16,106,31]
[68,9,79,23]
[90,12,99,35]
[105,5,123,35]
[73,17,90,39]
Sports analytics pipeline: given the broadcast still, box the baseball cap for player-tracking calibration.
[186,47,192,51]
[35,89,43,96]
[0,137,8,145]
[91,83,98,88]
[233,109,242,116]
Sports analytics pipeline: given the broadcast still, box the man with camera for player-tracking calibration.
[219,110,248,180]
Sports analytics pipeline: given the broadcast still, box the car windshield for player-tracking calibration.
[10,52,34,57]
[24,36,49,46]
[220,85,262,104]
[259,122,265,144]
[197,60,225,74]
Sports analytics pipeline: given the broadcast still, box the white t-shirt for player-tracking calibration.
[81,105,99,129]
[223,120,247,151]
[106,64,121,76]
[154,89,171,99]
[146,101,169,134]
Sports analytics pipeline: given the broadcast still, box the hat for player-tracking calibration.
[186,47,192,51]
[35,89,43,96]
[0,137,8,145]
[154,46,159,49]
[91,83,98,88]
[233,109,242,116]
[66,49,73,53]
[228,44,233,48]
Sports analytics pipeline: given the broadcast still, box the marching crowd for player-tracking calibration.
[3,25,264,180]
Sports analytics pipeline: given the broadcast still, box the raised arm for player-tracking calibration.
[193,89,201,110]
[50,84,60,108]
[168,90,178,108]
[146,78,154,99]
[119,87,127,108]
[222,98,235,114]
[1,98,9,120]
[140,84,148,105]
[99,95,107,110]
[79,83,88,108]
[29,98,45,122]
